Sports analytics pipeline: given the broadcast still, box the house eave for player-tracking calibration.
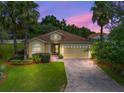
[29,38,47,43]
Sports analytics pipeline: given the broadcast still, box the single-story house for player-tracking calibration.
[28,30,90,59]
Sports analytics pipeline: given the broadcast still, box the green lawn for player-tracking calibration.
[0,62,67,92]
[98,64,124,86]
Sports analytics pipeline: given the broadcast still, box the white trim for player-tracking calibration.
[29,38,46,43]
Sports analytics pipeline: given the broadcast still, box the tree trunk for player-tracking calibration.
[24,31,28,60]
[100,26,103,42]
[13,31,17,55]
[0,32,4,44]
[0,38,3,44]
[12,20,18,56]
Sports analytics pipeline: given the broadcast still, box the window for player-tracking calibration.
[32,44,41,54]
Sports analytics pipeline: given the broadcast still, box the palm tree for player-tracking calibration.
[0,1,39,60]
[19,1,39,60]
[0,2,5,43]
[0,2,9,44]
[5,1,21,54]
[91,1,112,41]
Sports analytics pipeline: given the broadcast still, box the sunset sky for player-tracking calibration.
[36,1,109,33]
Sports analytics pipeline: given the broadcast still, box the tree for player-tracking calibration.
[60,19,66,29]
[19,1,39,60]
[0,31,9,43]
[5,1,22,54]
[40,15,94,38]
[29,23,58,38]
[91,1,112,41]
[41,15,60,26]
[0,1,39,60]
[91,23,124,73]
[0,2,9,44]
[109,24,124,41]
[107,2,124,30]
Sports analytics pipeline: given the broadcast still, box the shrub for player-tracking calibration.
[41,53,50,63]
[32,53,50,63]
[90,24,124,75]
[9,55,24,61]
[91,41,124,73]
[58,54,63,59]
[32,54,41,64]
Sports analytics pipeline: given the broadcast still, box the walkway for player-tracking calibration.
[64,59,124,92]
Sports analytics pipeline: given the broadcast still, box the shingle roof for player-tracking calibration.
[31,30,87,43]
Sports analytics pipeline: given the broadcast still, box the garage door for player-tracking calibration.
[63,47,89,59]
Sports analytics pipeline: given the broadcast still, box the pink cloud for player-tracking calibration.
[66,12,108,33]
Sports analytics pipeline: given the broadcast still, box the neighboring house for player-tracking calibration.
[88,33,108,41]
[28,30,90,59]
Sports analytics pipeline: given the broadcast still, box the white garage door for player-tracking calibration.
[63,45,89,59]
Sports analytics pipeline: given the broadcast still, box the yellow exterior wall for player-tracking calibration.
[45,44,51,53]
[45,44,48,53]
[28,40,89,59]
[28,42,32,58]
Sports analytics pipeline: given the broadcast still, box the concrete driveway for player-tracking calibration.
[63,59,124,92]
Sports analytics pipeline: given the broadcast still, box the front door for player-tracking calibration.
[51,44,60,55]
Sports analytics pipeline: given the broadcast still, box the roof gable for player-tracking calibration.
[47,30,64,36]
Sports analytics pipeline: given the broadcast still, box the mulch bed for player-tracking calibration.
[92,59,124,78]
[6,61,51,67]
[6,61,34,66]
[92,59,124,68]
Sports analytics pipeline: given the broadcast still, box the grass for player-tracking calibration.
[98,63,124,86]
[0,62,67,92]
[0,43,67,91]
